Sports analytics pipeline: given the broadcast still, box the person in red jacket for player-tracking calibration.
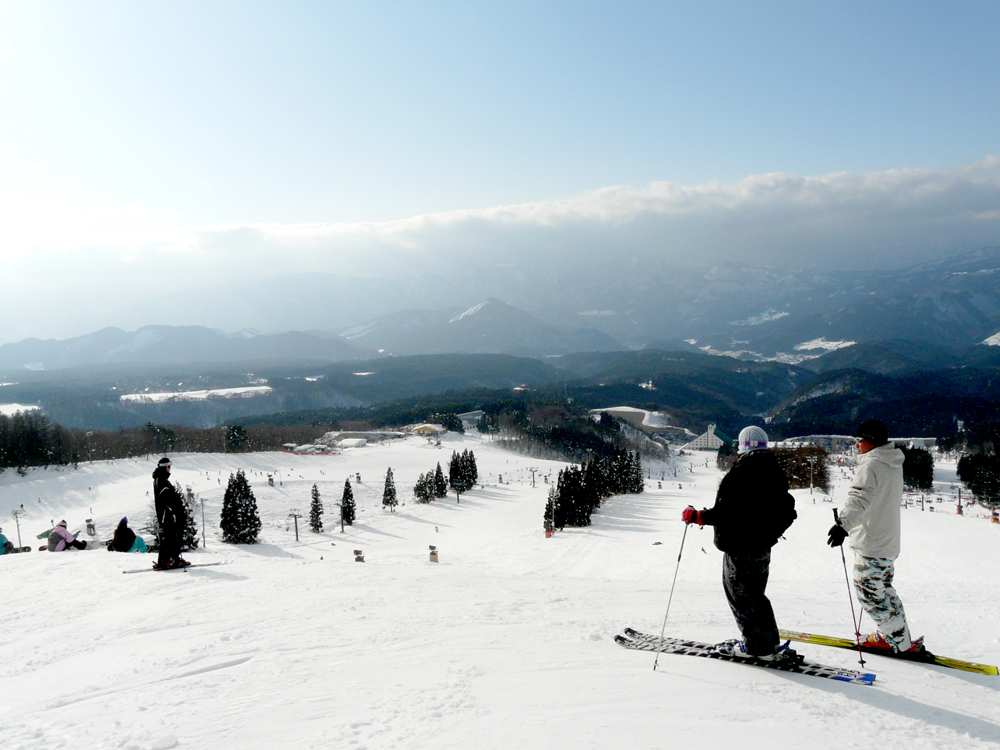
[683,426,798,662]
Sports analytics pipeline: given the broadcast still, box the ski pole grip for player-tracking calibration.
[833,508,840,525]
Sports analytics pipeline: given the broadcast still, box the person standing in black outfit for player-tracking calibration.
[153,456,190,570]
[682,426,798,662]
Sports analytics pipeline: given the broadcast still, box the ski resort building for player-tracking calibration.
[410,424,447,436]
[457,411,485,432]
[679,424,730,451]
[776,435,936,453]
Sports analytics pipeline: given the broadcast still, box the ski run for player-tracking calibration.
[2,431,999,749]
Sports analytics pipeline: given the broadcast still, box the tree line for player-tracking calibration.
[0,411,322,474]
[413,450,479,503]
[544,449,643,531]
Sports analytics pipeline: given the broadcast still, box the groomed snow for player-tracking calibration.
[592,406,671,429]
[794,337,857,352]
[0,403,40,416]
[2,436,999,749]
[120,386,273,403]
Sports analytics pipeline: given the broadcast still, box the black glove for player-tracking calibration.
[827,524,848,547]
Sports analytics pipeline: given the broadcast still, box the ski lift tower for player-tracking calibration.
[11,509,25,548]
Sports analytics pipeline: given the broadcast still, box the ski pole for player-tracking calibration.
[834,509,866,668]
[654,515,690,671]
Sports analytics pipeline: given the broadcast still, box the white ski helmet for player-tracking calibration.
[737,426,769,454]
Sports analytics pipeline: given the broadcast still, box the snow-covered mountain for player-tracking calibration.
[7,247,1000,367]
[336,298,624,356]
[0,326,372,371]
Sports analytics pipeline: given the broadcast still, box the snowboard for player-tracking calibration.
[778,629,999,676]
[617,629,876,685]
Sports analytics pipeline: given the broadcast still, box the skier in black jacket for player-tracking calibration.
[153,456,190,570]
[682,426,798,662]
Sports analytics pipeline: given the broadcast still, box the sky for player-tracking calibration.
[0,1,999,342]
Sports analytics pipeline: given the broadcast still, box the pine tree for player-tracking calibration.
[309,484,324,532]
[413,472,432,503]
[544,484,560,532]
[341,478,356,526]
[181,491,200,551]
[382,467,397,511]
[466,449,478,485]
[449,450,473,502]
[433,462,448,498]
[901,446,934,491]
[220,469,262,544]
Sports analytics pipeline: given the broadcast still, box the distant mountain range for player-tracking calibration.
[0,326,373,371]
[0,299,623,372]
[82,244,1000,365]
[6,246,1000,376]
[333,298,623,357]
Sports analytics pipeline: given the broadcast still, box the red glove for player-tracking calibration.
[682,507,703,526]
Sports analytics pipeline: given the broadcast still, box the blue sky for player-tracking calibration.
[0,1,998,340]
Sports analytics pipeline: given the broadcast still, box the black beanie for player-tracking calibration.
[856,419,889,447]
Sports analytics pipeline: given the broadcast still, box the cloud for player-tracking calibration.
[1,157,999,341]
[173,155,1000,276]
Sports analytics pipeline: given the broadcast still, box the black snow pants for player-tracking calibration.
[157,519,182,567]
[723,550,779,656]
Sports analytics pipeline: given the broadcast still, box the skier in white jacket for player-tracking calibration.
[828,419,920,654]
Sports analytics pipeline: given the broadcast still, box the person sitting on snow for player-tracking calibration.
[48,520,87,551]
[110,517,148,553]
[0,526,12,554]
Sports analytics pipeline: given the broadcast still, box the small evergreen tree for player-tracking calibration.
[220,469,262,544]
[382,467,397,511]
[900,445,934,491]
[465,449,478,485]
[309,483,324,532]
[341,478,356,526]
[413,472,433,503]
[449,450,473,502]
[543,484,561,532]
[433,462,448,498]
[181,491,200,551]
[717,440,736,471]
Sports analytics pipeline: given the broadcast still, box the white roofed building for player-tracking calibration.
[680,424,727,451]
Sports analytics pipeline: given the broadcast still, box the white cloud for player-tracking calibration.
[2,157,999,341]
[178,155,1000,274]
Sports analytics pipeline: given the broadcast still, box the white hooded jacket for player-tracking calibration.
[839,443,905,559]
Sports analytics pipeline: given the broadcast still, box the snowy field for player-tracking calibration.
[2,434,999,750]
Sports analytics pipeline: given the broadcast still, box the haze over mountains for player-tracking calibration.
[4,246,1000,372]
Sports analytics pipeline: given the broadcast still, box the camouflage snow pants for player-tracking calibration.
[853,553,912,650]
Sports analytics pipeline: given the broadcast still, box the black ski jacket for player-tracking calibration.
[699,449,796,555]
[153,467,187,531]
[111,522,137,552]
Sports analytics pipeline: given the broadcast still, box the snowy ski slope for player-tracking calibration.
[1,432,999,749]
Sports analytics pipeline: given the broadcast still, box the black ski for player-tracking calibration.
[618,628,876,686]
[123,561,229,574]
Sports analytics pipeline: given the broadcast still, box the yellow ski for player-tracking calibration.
[779,629,998,676]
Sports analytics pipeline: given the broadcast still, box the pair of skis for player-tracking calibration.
[616,629,877,685]
[618,627,999,685]
[122,561,229,574]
